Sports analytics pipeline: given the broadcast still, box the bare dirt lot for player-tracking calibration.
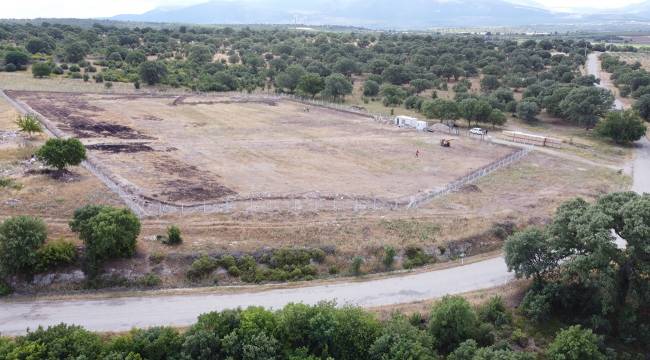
[7,91,513,209]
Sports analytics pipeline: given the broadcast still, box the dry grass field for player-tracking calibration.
[0,96,124,227]
[616,51,650,70]
[7,91,513,208]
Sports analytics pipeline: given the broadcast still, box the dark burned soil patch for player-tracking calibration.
[160,179,236,202]
[8,91,153,140]
[150,155,236,202]
[86,143,155,153]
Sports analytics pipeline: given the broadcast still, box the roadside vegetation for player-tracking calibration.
[0,295,628,359]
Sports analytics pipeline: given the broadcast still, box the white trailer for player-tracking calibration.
[394,115,427,131]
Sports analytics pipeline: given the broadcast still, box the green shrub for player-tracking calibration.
[382,246,396,270]
[511,328,528,347]
[237,255,257,272]
[187,255,218,280]
[15,114,42,137]
[403,246,432,269]
[429,295,478,354]
[595,109,647,144]
[328,265,339,275]
[521,288,552,323]
[310,248,326,263]
[0,280,12,296]
[31,62,52,78]
[0,216,47,276]
[477,296,512,327]
[4,63,17,72]
[351,256,364,276]
[227,265,241,277]
[546,325,605,360]
[0,177,22,190]
[69,64,80,72]
[138,273,162,287]
[35,239,77,273]
[36,138,86,171]
[219,255,236,269]
[163,225,182,245]
[22,324,103,359]
[71,206,140,278]
[104,81,113,89]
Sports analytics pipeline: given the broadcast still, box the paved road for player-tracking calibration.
[587,52,649,193]
[587,52,626,110]
[0,257,513,335]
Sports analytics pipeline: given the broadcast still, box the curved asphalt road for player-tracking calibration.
[0,54,646,336]
[0,257,513,335]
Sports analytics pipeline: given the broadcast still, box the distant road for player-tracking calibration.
[587,52,649,193]
[587,52,626,110]
[0,257,513,335]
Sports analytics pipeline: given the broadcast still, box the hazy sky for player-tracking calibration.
[4,0,648,19]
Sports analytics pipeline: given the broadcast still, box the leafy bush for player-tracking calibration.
[21,324,103,359]
[429,295,478,354]
[4,50,29,68]
[350,256,364,276]
[138,273,162,287]
[0,216,47,276]
[382,246,396,270]
[227,265,241,277]
[595,109,647,144]
[477,296,512,327]
[163,225,182,245]
[187,255,218,280]
[35,239,77,273]
[546,325,605,360]
[71,206,141,277]
[363,80,380,96]
[15,114,42,137]
[403,246,432,269]
[31,62,52,78]
[36,138,87,171]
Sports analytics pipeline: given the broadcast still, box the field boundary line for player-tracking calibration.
[406,146,532,209]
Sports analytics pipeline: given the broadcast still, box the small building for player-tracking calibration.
[394,115,427,131]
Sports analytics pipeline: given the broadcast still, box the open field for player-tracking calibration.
[7,90,513,212]
[0,94,125,225]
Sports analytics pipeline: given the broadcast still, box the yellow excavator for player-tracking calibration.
[440,138,454,147]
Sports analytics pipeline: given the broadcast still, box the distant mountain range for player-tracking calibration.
[110,0,650,29]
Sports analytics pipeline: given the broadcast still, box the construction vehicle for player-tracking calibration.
[440,138,454,147]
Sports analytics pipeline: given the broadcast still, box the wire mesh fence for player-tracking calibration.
[2,89,531,218]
